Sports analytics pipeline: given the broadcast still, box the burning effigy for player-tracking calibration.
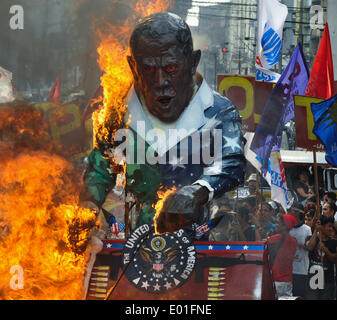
[0,0,261,301]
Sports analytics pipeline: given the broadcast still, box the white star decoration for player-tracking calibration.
[163,282,172,290]
[208,245,213,250]
[223,136,241,152]
[106,243,112,248]
[169,155,186,171]
[226,245,231,250]
[141,281,149,290]
[243,245,249,250]
[153,283,161,291]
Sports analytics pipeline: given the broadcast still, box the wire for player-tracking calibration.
[186,11,313,25]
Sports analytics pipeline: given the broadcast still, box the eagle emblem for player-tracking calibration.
[122,224,196,293]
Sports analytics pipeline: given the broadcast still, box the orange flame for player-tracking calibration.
[0,152,97,300]
[132,0,172,17]
[153,187,176,234]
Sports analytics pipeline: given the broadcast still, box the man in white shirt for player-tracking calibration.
[289,202,312,298]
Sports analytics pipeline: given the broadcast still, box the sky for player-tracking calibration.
[186,0,231,27]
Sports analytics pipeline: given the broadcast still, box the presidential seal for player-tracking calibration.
[121,224,196,293]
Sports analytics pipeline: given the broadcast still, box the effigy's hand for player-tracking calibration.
[78,200,106,240]
[79,201,100,216]
[154,185,209,234]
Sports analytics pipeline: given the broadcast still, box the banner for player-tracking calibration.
[255,0,288,82]
[217,75,255,131]
[305,23,335,99]
[251,44,309,173]
[293,95,325,151]
[0,66,15,103]
[244,132,291,212]
[311,94,337,166]
[256,67,280,83]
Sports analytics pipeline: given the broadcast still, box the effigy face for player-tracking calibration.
[128,16,200,123]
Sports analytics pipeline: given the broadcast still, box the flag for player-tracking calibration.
[195,214,227,238]
[109,216,125,235]
[255,0,288,82]
[256,67,281,83]
[196,221,212,237]
[305,23,335,99]
[102,207,125,235]
[47,74,61,103]
[0,66,15,103]
[245,133,291,212]
[311,94,337,166]
[251,44,309,173]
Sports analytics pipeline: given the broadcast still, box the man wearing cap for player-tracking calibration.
[245,173,265,202]
[289,202,312,297]
[267,214,297,298]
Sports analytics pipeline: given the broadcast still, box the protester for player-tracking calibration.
[322,201,337,221]
[209,198,231,218]
[247,173,257,196]
[230,205,257,241]
[304,196,317,214]
[212,211,237,242]
[241,195,258,225]
[275,201,285,215]
[268,200,279,222]
[293,169,314,205]
[331,221,337,239]
[323,192,337,205]
[267,214,297,298]
[245,173,265,202]
[305,215,337,300]
[289,202,312,297]
[250,201,276,240]
[305,209,315,229]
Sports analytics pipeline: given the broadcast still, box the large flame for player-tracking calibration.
[0,103,97,300]
[0,153,98,300]
[0,0,174,300]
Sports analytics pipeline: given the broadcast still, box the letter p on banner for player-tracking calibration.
[10,265,24,290]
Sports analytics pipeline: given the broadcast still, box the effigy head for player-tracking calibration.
[128,12,201,123]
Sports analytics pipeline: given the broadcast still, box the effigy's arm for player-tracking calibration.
[80,148,117,208]
[154,99,246,234]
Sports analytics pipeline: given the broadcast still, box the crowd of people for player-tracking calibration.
[209,173,337,300]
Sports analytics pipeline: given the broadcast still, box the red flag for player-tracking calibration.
[305,23,335,99]
[47,74,61,103]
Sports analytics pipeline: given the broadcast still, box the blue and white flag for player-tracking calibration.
[244,133,292,212]
[311,94,337,167]
[251,44,309,174]
[256,0,288,82]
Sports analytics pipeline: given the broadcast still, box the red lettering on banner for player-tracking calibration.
[256,56,263,68]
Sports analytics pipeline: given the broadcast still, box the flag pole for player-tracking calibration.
[256,169,261,211]
[312,148,321,228]
[313,149,324,282]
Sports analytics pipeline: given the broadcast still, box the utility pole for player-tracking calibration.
[239,48,241,75]
[214,52,217,90]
